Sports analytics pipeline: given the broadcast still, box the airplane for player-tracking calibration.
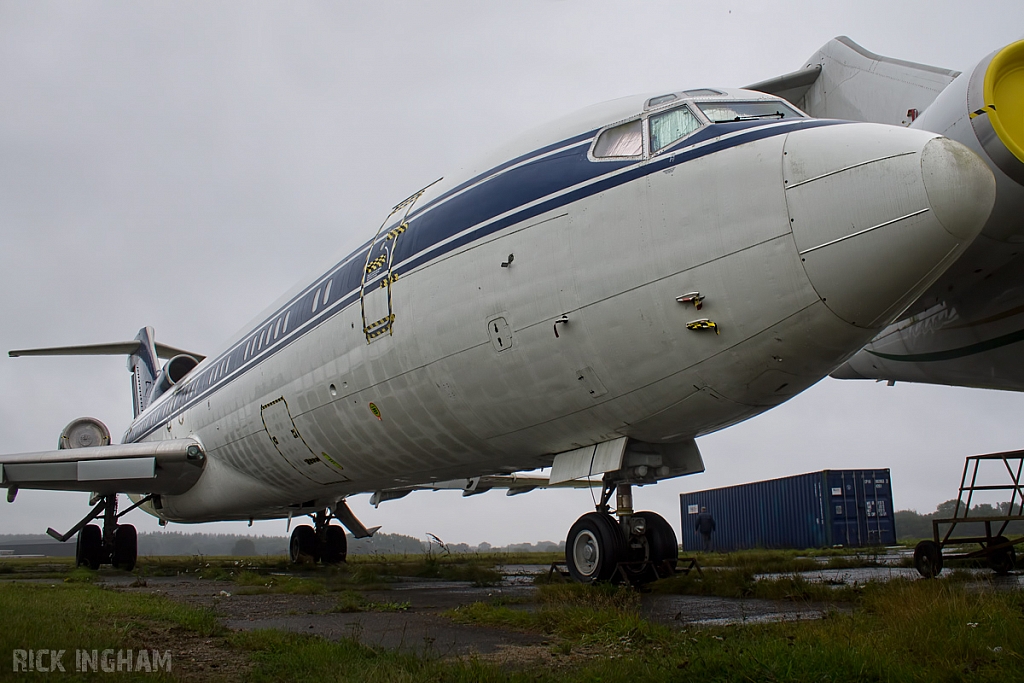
[0,35,1018,584]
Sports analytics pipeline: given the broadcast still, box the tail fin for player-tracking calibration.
[9,327,205,418]
[129,327,160,417]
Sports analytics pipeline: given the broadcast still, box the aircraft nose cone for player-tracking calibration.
[920,136,997,240]
[785,124,995,329]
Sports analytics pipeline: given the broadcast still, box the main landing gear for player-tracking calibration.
[565,480,678,585]
[47,494,146,571]
[289,509,348,564]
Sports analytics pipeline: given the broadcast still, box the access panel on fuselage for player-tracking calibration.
[260,397,349,485]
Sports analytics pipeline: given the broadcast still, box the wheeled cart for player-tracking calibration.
[914,451,1023,578]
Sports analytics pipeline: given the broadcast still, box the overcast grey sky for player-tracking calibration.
[2,1,1023,546]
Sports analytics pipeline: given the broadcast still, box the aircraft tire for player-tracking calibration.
[112,524,138,571]
[76,524,103,570]
[289,525,317,564]
[565,512,625,584]
[321,525,347,564]
[637,511,679,580]
[987,536,1016,576]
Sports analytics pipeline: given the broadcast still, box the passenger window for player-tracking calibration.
[649,106,701,153]
[593,119,643,158]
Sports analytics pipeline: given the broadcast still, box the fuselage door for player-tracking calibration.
[260,397,349,485]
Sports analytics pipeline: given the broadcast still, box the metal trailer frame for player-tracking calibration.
[913,450,1024,578]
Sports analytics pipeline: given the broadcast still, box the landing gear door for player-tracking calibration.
[261,397,349,485]
[360,179,441,343]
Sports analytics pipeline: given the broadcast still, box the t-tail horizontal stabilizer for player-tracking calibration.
[9,326,205,417]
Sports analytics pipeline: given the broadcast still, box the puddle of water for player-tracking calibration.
[643,593,840,627]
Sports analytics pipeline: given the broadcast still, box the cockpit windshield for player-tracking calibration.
[697,100,802,123]
[649,106,701,153]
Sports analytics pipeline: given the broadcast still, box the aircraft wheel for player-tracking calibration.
[320,525,348,564]
[566,512,624,584]
[987,536,1016,576]
[289,525,318,564]
[914,540,943,578]
[76,524,103,570]
[637,511,679,577]
[621,512,679,585]
[112,524,138,571]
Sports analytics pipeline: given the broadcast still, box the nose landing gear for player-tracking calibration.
[564,480,679,585]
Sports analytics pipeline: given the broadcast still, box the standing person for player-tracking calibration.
[695,506,716,552]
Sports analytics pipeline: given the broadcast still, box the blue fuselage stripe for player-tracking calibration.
[125,117,844,443]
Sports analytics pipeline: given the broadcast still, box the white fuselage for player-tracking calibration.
[129,89,993,522]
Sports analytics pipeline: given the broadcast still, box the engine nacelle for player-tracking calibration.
[148,354,200,405]
[912,40,1024,243]
[58,417,111,450]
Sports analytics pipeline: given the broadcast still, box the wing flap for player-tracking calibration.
[0,439,205,495]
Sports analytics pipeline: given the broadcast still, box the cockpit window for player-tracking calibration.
[646,93,677,109]
[649,106,701,153]
[593,119,643,158]
[683,88,723,97]
[697,100,802,123]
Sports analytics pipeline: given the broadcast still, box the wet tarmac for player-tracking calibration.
[92,562,1021,658]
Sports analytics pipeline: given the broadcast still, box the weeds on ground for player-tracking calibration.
[328,591,411,614]
[445,575,1024,681]
[234,571,326,595]
[449,582,669,648]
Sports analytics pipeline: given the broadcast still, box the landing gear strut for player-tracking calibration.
[565,479,678,585]
[49,494,144,571]
[289,509,348,564]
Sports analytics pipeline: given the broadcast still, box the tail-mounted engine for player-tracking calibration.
[148,354,200,405]
[913,40,1024,240]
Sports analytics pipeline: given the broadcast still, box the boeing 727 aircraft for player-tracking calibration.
[1,36,1019,584]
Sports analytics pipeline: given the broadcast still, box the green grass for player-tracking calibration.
[3,553,1022,682]
[652,566,872,602]
[450,583,667,647]
[231,629,532,683]
[446,578,1024,681]
[327,591,411,614]
[0,581,225,681]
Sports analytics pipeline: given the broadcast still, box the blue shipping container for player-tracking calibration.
[679,469,896,552]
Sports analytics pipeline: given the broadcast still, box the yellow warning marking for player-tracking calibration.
[969,104,997,119]
[386,223,408,240]
[686,319,720,335]
[320,451,345,470]
[369,402,382,420]
[365,255,388,273]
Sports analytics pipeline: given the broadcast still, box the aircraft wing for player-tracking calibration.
[747,36,960,127]
[0,439,206,497]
